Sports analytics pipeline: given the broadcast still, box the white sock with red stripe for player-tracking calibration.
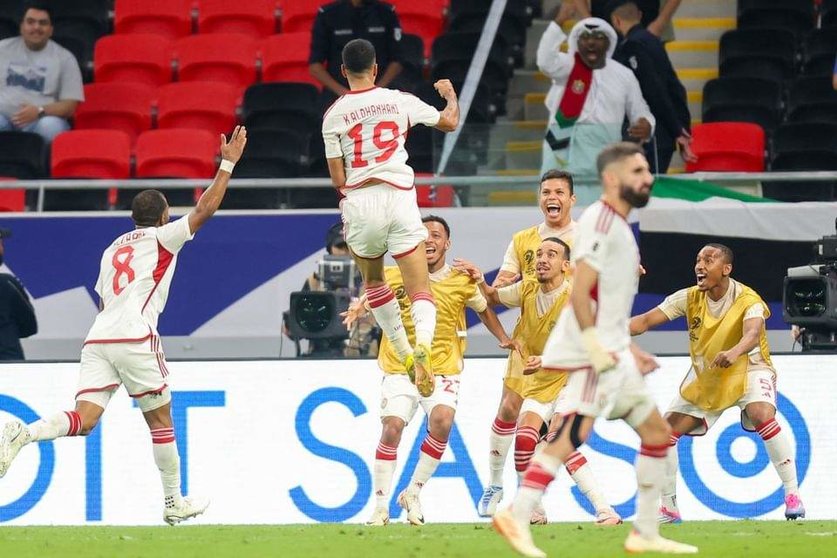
[409,292,436,347]
[489,417,516,486]
[27,411,82,441]
[408,433,447,493]
[150,428,182,508]
[565,450,609,513]
[512,452,561,525]
[662,431,681,511]
[757,418,799,496]
[374,442,398,508]
[634,444,668,539]
[514,425,539,473]
[366,284,412,360]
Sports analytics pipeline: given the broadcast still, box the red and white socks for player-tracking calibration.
[565,450,610,514]
[634,444,668,539]
[409,292,436,348]
[757,418,799,497]
[27,411,82,441]
[489,417,516,486]
[514,425,539,474]
[662,431,682,511]
[512,452,560,525]
[150,427,182,508]
[373,442,398,508]
[408,434,448,493]
[366,284,412,360]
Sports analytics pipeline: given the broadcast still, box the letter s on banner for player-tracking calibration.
[289,387,371,522]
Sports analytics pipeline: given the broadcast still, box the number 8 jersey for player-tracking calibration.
[322,86,441,193]
[85,217,194,344]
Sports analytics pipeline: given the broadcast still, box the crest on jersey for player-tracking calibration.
[394,27,402,41]
[571,79,586,94]
[629,56,638,70]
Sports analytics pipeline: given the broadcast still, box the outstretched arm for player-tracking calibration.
[630,307,671,336]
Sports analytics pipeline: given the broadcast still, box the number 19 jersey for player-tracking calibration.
[85,217,194,344]
[322,86,440,193]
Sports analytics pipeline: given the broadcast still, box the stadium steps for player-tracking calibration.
[665,40,719,69]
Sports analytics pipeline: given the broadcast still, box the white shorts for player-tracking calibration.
[341,183,428,259]
[520,390,567,424]
[76,336,172,413]
[667,366,778,435]
[555,349,656,429]
[380,373,459,424]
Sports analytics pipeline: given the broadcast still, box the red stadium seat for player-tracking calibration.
[0,178,24,212]
[174,34,259,91]
[685,122,766,172]
[94,34,174,87]
[51,130,131,179]
[136,129,219,178]
[114,0,193,39]
[156,82,239,133]
[279,0,329,33]
[390,0,446,58]
[415,173,455,207]
[198,0,277,37]
[261,33,321,88]
[74,83,154,146]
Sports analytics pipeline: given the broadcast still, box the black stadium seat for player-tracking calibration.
[737,0,815,37]
[786,76,837,124]
[719,28,796,83]
[767,122,837,201]
[0,132,47,179]
[801,28,837,77]
[702,77,783,134]
[242,82,320,135]
[822,0,837,29]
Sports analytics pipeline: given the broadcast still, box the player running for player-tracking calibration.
[456,238,621,526]
[630,244,805,522]
[478,170,577,516]
[0,126,248,525]
[493,143,698,557]
[323,38,459,399]
[343,216,517,526]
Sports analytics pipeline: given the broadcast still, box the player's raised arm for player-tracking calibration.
[630,307,671,336]
[433,79,460,132]
[187,126,247,234]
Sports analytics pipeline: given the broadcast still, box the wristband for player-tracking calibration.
[219,159,235,173]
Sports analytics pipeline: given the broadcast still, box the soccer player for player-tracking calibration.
[456,238,621,526]
[0,126,248,525]
[478,169,577,517]
[343,215,518,526]
[493,143,698,557]
[630,244,805,522]
[323,38,459,399]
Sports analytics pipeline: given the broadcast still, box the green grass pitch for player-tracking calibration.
[1,521,835,557]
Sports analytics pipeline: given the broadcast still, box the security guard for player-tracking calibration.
[308,0,404,106]
[0,227,37,360]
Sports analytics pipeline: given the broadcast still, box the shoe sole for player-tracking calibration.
[492,513,546,558]
[397,491,424,526]
[164,502,209,526]
[596,517,623,526]
[413,346,434,398]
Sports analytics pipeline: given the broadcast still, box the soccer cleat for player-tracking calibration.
[784,494,805,520]
[366,507,390,526]
[624,530,698,554]
[595,507,623,525]
[403,353,417,384]
[530,502,548,525]
[478,485,504,517]
[0,421,31,478]
[624,531,698,554]
[413,343,435,398]
[658,506,683,524]
[397,489,425,526]
[492,507,547,558]
[163,495,210,526]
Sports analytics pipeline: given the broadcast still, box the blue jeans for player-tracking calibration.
[0,113,70,143]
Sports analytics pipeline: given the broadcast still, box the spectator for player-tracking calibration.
[308,0,403,110]
[537,5,654,180]
[570,0,682,42]
[610,0,695,173]
[0,227,37,360]
[0,1,83,143]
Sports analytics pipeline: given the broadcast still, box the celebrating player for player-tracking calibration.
[323,38,460,399]
[493,143,698,557]
[456,238,621,526]
[0,127,248,525]
[343,216,517,526]
[478,170,577,516]
[630,244,805,522]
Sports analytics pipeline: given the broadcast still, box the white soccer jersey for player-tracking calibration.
[322,86,441,192]
[85,217,194,343]
[543,201,640,367]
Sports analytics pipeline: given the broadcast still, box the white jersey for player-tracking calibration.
[85,217,194,343]
[543,201,639,367]
[322,86,440,193]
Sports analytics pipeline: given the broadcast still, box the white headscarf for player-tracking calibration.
[567,17,618,61]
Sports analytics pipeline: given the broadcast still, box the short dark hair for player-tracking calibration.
[131,190,168,227]
[422,214,450,239]
[607,0,641,20]
[540,169,574,194]
[325,221,347,254]
[596,142,645,177]
[705,243,734,264]
[22,1,52,23]
[342,39,376,74]
[542,236,571,261]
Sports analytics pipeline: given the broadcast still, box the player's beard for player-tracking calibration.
[619,183,651,208]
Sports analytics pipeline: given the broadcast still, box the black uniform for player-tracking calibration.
[593,0,659,27]
[309,0,403,89]
[0,273,37,360]
[614,24,690,173]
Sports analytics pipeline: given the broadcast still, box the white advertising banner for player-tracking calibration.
[0,355,833,525]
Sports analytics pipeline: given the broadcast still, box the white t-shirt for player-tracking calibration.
[85,217,194,343]
[500,221,577,275]
[544,201,639,366]
[321,86,440,193]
